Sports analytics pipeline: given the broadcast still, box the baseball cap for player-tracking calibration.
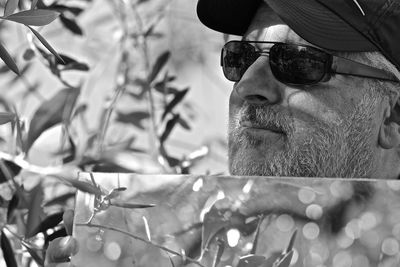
[197,0,400,71]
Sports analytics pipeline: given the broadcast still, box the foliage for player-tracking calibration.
[0,0,211,266]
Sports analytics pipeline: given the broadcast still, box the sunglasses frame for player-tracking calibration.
[221,40,400,85]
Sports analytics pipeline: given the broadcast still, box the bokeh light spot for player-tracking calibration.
[192,178,203,192]
[104,241,121,261]
[359,212,378,231]
[226,228,241,247]
[336,232,354,249]
[303,222,320,240]
[298,187,316,204]
[306,204,323,220]
[345,220,361,239]
[381,237,399,256]
[276,214,295,232]
[332,251,352,267]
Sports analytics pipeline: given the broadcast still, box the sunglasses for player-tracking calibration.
[221,40,399,85]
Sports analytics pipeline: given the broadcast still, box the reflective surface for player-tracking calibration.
[71,173,400,267]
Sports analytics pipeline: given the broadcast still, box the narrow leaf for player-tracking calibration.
[285,229,297,253]
[104,187,126,200]
[26,182,45,238]
[27,26,63,63]
[147,51,170,83]
[0,42,19,75]
[160,113,180,143]
[154,85,179,95]
[62,62,89,71]
[6,193,19,223]
[0,112,16,125]
[62,135,76,163]
[45,228,67,247]
[250,215,265,255]
[29,211,63,237]
[161,88,189,120]
[116,111,150,130]
[59,15,83,35]
[275,250,294,267]
[21,241,43,265]
[57,53,79,65]
[4,9,59,26]
[212,238,225,267]
[178,117,191,130]
[110,200,155,209]
[4,0,19,17]
[62,178,102,195]
[26,87,80,152]
[1,230,18,267]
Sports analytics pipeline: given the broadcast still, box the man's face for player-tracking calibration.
[228,4,383,177]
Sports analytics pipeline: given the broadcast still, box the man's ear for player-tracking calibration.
[379,97,400,149]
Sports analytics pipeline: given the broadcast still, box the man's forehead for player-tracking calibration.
[244,3,312,46]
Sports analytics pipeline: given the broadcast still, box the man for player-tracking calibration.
[45,0,400,265]
[199,0,400,178]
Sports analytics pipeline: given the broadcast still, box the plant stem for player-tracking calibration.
[131,3,160,161]
[75,223,206,267]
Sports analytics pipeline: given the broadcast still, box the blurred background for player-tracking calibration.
[0,0,236,265]
[0,0,233,175]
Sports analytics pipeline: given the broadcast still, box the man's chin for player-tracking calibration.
[228,147,287,177]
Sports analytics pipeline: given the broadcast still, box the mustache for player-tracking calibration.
[237,104,294,134]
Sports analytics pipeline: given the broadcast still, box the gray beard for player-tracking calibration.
[228,95,377,178]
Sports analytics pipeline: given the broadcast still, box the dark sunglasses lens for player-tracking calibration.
[270,44,329,85]
[222,42,258,82]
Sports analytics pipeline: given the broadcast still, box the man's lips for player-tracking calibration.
[240,121,285,134]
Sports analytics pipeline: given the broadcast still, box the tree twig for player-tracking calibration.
[75,222,206,267]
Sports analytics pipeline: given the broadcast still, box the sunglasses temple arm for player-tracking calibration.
[332,57,399,82]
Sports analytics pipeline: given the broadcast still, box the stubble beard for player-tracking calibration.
[228,96,377,178]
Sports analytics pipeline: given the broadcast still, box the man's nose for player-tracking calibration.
[234,56,283,105]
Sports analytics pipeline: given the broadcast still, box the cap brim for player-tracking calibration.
[197,0,377,52]
[265,0,376,52]
[197,0,262,36]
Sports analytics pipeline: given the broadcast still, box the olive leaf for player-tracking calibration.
[26,87,80,152]
[147,51,170,83]
[59,14,83,35]
[3,9,59,26]
[27,25,63,63]
[0,42,19,75]
[161,88,189,120]
[1,230,18,267]
[29,211,64,237]
[25,182,45,238]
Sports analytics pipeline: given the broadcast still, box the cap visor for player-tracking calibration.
[265,0,376,52]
